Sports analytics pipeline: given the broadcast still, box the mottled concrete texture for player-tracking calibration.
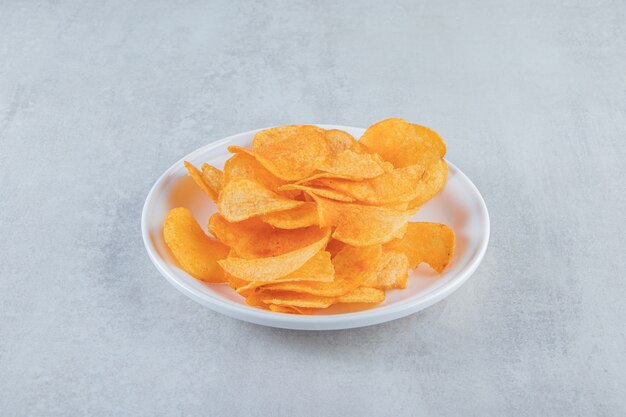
[1,0,625,416]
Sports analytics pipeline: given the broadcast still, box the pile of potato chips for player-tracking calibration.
[163,118,455,314]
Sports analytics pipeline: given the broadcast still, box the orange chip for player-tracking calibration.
[223,152,285,192]
[201,163,224,195]
[253,125,326,148]
[260,202,318,229]
[313,164,428,205]
[407,159,448,209]
[258,290,335,308]
[218,179,303,222]
[269,304,316,315]
[235,251,334,296]
[262,244,381,296]
[324,129,358,153]
[184,161,220,202]
[317,149,387,180]
[336,287,386,303]
[209,214,326,258]
[359,118,446,168]
[230,127,329,180]
[383,222,455,272]
[369,251,410,289]
[163,207,229,282]
[217,228,330,281]
[313,195,415,246]
[278,183,354,202]
[245,292,270,309]
[325,238,345,258]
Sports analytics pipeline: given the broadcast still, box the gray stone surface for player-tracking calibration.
[1,0,625,415]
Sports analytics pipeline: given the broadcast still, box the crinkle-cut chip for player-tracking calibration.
[201,163,224,195]
[372,251,410,289]
[407,159,448,209]
[279,184,355,202]
[253,125,326,148]
[262,245,381,297]
[260,202,318,229]
[325,238,345,258]
[325,129,358,154]
[163,207,229,283]
[313,195,415,246]
[184,161,219,201]
[317,150,387,180]
[313,164,428,205]
[337,287,386,303]
[269,304,316,315]
[218,179,303,222]
[259,291,335,308]
[234,251,335,295]
[383,222,455,273]
[359,118,446,168]
[229,129,329,181]
[209,214,326,258]
[223,152,285,192]
[217,228,330,281]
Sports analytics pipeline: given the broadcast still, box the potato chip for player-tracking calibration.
[217,228,330,281]
[218,179,303,222]
[383,222,455,272]
[209,214,326,258]
[313,195,415,246]
[325,238,345,258]
[336,287,386,303]
[324,129,358,153]
[245,292,270,309]
[313,164,428,204]
[163,208,229,282]
[223,152,285,192]
[269,304,316,315]
[260,202,318,229]
[278,183,354,202]
[407,159,448,209]
[262,245,381,296]
[359,118,446,168]
[184,161,219,202]
[370,251,410,289]
[230,127,329,180]
[259,290,335,308]
[201,163,224,195]
[253,125,326,148]
[317,149,387,180]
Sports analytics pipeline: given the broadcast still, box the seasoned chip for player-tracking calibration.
[253,125,326,148]
[325,238,345,258]
[269,304,316,315]
[383,222,455,272]
[371,251,410,289]
[278,183,354,202]
[201,163,224,195]
[184,161,220,201]
[223,152,285,192]
[217,228,330,281]
[324,129,359,153]
[230,127,329,180]
[218,179,303,222]
[407,159,448,209]
[313,164,428,204]
[163,207,229,282]
[260,202,318,229]
[258,291,335,308]
[317,150,386,180]
[209,214,326,258]
[262,245,381,296]
[337,287,386,303]
[313,195,415,246]
[359,118,446,168]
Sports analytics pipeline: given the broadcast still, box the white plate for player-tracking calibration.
[142,125,490,330]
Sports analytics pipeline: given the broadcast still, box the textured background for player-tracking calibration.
[1,1,625,416]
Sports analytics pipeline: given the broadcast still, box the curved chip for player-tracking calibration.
[259,291,335,308]
[313,164,428,204]
[218,179,303,222]
[184,161,220,202]
[230,127,329,181]
[359,118,446,168]
[336,287,386,303]
[324,129,358,153]
[201,163,224,196]
[313,195,415,246]
[279,183,354,202]
[383,222,455,272]
[262,244,381,296]
[253,125,326,148]
[369,250,410,289]
[260,202,318,229]
[209,214,325,258]
[407,159,448,209]
[163,207,229,282]
[269,304,316,315]
[317,149,387,180]
[223,152,286,192]
[217,228,330,281]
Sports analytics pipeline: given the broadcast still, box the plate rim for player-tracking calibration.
[141,124,490,330]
